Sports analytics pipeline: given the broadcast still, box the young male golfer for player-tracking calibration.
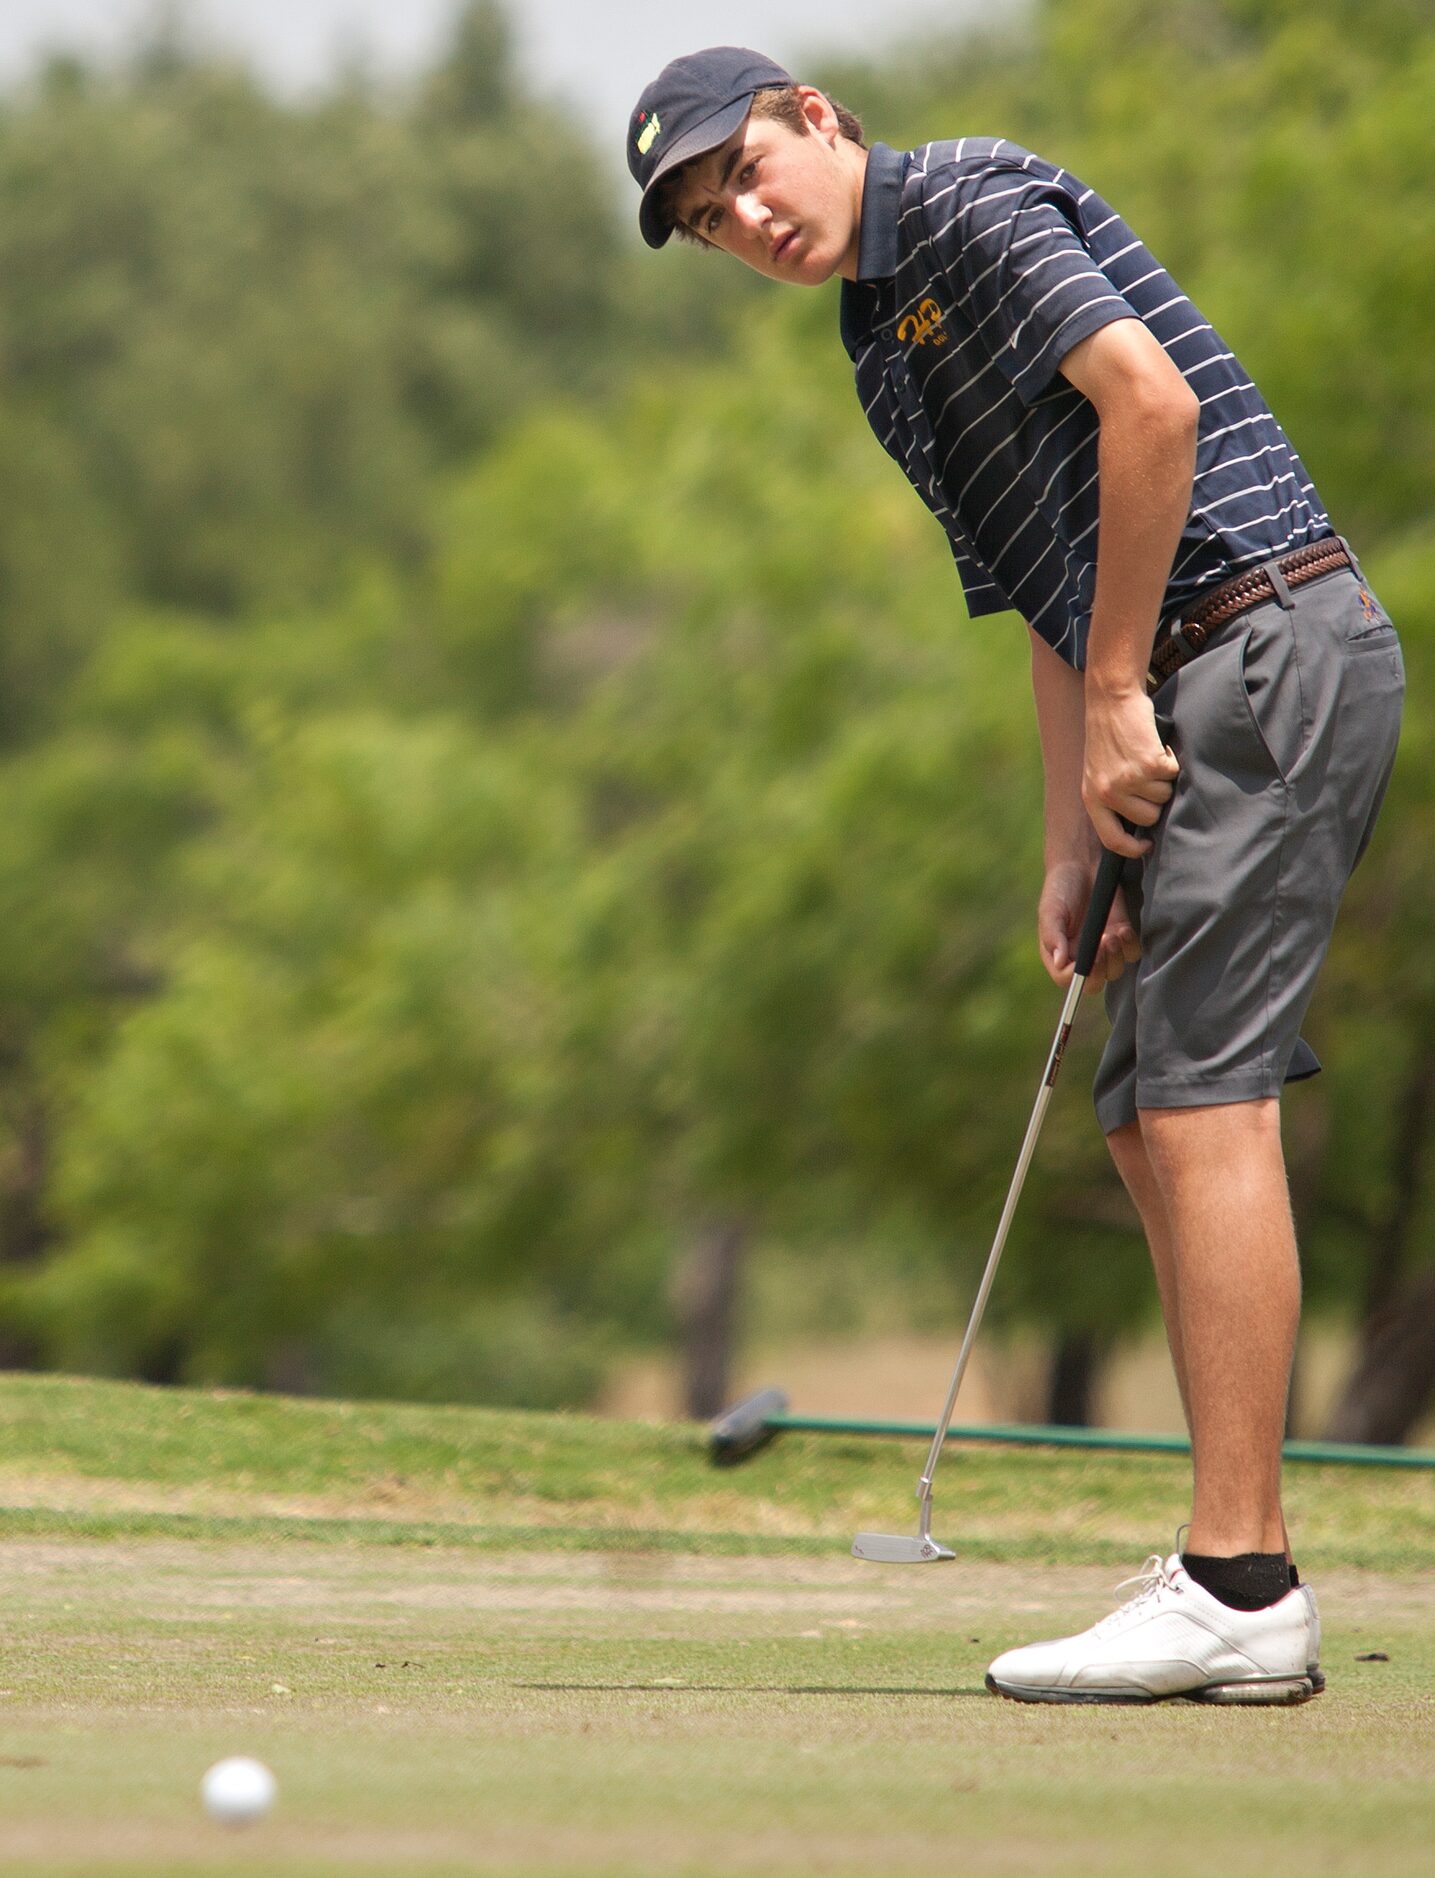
[626,49,1403,1703]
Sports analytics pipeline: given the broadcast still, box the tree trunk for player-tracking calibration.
[0,1085,52,1367]
[1362,1054,1435,1321]
[0,1091,53,1268]
[1044,1330,1104,1427]
[1323,1038,1435,1445]
[1323,1265,1435,1444]
[670,1218,747,1422]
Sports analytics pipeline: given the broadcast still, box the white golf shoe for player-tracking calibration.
[1299,1581,1326,1696]
[985,1553,1321,1705]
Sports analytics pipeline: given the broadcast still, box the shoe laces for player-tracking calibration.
[1093,1553,1175,1634]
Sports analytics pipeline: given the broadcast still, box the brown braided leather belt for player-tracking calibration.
[1147,537,1352,693]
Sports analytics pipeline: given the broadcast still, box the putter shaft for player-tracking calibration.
[854,847,1125,1563]
[915,965,1085,1496]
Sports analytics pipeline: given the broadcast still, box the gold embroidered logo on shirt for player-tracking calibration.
[897,298,949,349]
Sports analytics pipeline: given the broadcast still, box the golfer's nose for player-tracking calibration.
[732,191,768,234]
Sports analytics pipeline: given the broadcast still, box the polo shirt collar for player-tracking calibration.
[854,141,903,280]
[840,141,903,359]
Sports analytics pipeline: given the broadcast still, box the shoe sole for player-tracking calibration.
[986,1672,1318,1707]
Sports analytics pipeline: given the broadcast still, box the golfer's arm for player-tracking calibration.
[1059,319,1199,694]
[1028,627,1095,872]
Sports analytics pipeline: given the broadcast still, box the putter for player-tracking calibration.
[853,846,1126,1563]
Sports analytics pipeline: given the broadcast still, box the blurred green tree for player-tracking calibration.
[0,0,1431,1433]
[0,3,650,742]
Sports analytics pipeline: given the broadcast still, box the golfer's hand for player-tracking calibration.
[1082,687,1179,857]
[1038,859,1139,995]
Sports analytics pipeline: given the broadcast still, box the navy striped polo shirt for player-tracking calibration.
[840,140,1333,668]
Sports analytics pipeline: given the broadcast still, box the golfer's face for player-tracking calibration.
[674,106,860,285]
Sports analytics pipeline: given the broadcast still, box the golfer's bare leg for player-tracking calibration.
[1135,1099,1297,1557]
[1108,1114,1296,1561]
[1106,1121,1190,1426]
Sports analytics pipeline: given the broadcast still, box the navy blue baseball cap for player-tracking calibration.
[627,47,794,249]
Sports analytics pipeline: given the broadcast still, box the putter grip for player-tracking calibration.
[1073,848,1125,979]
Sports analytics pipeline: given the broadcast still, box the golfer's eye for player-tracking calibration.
[704,206,724,235]
[739,160,758,186]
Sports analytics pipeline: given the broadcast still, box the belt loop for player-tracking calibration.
[1336,534,1366,583]
[1264,557,1295,610]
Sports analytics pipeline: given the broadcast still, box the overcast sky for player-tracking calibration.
[0,1,1013,142]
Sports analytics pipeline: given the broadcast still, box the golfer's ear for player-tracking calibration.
[798,86,838,140]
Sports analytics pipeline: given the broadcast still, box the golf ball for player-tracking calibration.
[201,1756,277,1826]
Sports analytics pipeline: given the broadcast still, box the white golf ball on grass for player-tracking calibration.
[201,1756,277,1826]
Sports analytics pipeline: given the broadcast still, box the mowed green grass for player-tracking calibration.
[1,1371,1432,1568]
[0,1375,1430,1876]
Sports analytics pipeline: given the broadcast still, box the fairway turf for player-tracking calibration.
[0,1377,1430,1874]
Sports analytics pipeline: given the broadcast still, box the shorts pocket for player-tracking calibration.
[1235,610,1304,784]
[1163,607,1300,787]
[1236,628,1288,781]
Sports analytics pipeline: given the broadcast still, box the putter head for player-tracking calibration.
[851,1532,956,1563]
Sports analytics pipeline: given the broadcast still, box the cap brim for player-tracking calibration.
[638,94,754,249]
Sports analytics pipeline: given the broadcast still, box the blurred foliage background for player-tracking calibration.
[0,0,1431,1441]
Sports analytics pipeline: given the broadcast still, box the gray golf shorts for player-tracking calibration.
[1093,551,1404,1135]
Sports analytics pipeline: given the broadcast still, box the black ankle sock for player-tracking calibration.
[1180,1551,1293,1612]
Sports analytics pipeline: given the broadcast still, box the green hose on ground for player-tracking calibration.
[767,1412,1435,1469]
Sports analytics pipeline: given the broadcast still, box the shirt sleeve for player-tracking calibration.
[948,534,1014,617]
[925,166,1136,402]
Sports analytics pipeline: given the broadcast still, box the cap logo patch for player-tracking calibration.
[636,111,661,155]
